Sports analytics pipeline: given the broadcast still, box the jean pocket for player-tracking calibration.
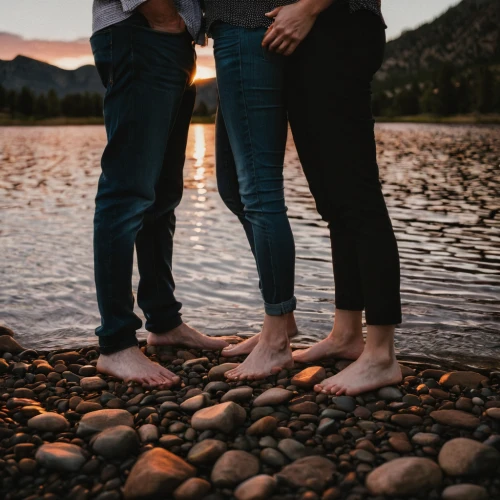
[90,30,113,89]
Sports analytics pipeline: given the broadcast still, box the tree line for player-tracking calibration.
[373,64,500,117]
[0,85,103,119]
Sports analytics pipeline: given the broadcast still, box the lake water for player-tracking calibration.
[1,124,499,370]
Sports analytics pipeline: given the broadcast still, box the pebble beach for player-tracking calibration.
[1,326,499,500]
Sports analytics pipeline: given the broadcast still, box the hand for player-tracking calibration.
[138,0,186,33]
[262,2,317,56]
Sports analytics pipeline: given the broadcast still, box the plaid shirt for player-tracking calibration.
[92,0,204,43]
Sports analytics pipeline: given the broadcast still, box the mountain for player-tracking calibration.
[377,0,500,86]
[0,55,218,114]
[0,55,103,96]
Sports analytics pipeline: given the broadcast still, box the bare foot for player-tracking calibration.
[293,331,364,364]
[96,346,180,387]
[313,351,402,397]
[147,323,229,351]
[225,339,293,381]
[222,315,298,358]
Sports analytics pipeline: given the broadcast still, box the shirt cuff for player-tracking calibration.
[120,0,148,13]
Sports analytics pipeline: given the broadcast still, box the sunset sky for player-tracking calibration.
[0,0,461,77]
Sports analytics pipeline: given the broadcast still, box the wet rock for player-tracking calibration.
[92,426,139,459]
[291,367,326,388]
[441,484,489,500]
[390,414,423,427]
[173,478,211,500]
[77,409,134,436]
[80,377,108,392]
[430,410,480,429]
[331,396,356,413]
[253,388,293,407]
[207,363,239,381]
[0,335,25,354]
[35,443,86,472]
[234,475,277,500]
[411,433,440,446]
[0,358,9,373]
[180,395,207,413]
[211,450,260,487]
[438,437,500,476]
[276,456,336,490]
[486,408,500,420]
[246,416,278,436]
[260,448,286,467]
[76,401,103,414]
[124,448,196,499]
[289,401,318,414]
[366,457,442,496]
[28,413,69,433]
[377,387,403,401]
[439,372,488,389]
[187,439,227,465]
[138,424,159,443]
[191,402,246,432]
[278,438,306,460]
[220,386,253,403]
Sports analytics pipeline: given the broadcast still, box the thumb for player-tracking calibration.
[265,7,282,18]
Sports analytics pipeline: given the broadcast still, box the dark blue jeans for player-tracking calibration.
[213,23,296,316]
[90,14,196,353]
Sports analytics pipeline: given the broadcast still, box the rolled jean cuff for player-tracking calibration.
[99,329,139,355]
[265,296,297,316]
[146,315,183,335]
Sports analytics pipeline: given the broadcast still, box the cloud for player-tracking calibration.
[0,31,216,77]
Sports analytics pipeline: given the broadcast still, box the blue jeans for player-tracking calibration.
[213,23,296,316]
[90,14,196,353]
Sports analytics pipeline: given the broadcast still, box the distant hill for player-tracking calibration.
[378,0,500,86]
[0,55,218,115]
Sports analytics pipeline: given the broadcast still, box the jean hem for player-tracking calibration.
[146,316,183,335]
[365,314,402,326]
[264,296,297,316]
[98,331,139,355]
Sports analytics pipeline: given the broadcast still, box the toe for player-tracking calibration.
[314,384,324,393]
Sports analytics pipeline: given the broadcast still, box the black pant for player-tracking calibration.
[286,3,402,325]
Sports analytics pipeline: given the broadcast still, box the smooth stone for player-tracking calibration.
[289,401,319,414]
[411,433,441,446]
[332,396,356,413]
[138,424,159,443]
[124,448,196,499]
[35,443,86,472]
[390,414,423,427]
[277,438,306,460]
[187,439,227,465]
[79,365,97,376]
[173,478,211,500]
[430,410,480,429]
[77,409,134,436]
[204,381,230,393]
[366,457,442,496]
[28,413,69,433]
[92,426,139,459]
[253,388,293,407]
[438,437,500,476]
[260,448,286,467]
[220,387,254,403]
[211,450,260,487]
[0,335,25,354]
[191,402,246,432]
[275,456,336,490]
[486,408,500,420]
[160,435,184,449]
[80,377,108,392]
[234,475,276,500]
[50,351,81,363]
[377,387,403,401]
[441,484,489,500]
[0,358,8,373]
[439,372,488,389]
[182,357,209,369]
[246,416,278,436]
[76,401,103,414]
[180,395,207,413]
[291,367,326,388]
[207,363,239,381]
[160,401,180,413]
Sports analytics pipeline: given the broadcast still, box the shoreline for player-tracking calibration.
[1,332,499,500]
[1,114,500,127]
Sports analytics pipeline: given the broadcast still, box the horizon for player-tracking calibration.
[0,0,462,76]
